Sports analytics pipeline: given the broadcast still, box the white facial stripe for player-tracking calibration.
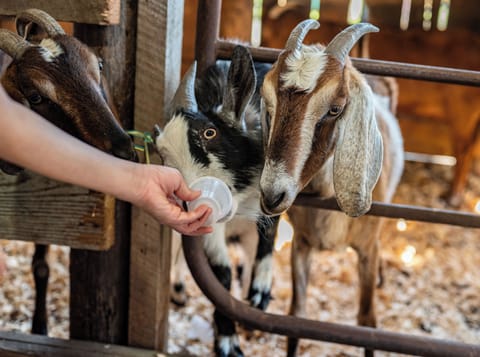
[39,39,64,62]
[156,115,202,183]
[281,46,327,93]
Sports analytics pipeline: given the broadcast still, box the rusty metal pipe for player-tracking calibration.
[182,235,480,356]
[216,40,480,87]
[295,195,480,228]
[195,0,222,75]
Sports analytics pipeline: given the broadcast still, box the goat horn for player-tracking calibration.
[285,19,320,52]
[325,23,379,65]
[171,61,198,114]
[0,29,31,60]
[16,8,65,38]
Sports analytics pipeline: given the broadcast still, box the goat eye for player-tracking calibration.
[203,128,217,140]
[328,105,343,116]
[98,58,104,72]
[28,93,42,105]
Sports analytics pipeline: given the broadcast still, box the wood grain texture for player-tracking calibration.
[0,330,159,357]
[69,0,137,344]
[128,0,184,350]
[0,171,114,250]
[0,0,120,25]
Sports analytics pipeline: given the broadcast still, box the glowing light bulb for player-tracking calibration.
[401,245,416,265]
[396,219,407,231]
[474,200,480,214]
[275,217,294,251]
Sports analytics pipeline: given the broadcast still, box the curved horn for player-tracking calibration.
[325,23,378,65]
[285,19,320,52]
[16,8,65,38]
[170,61,198,115]
[0,29,31,59]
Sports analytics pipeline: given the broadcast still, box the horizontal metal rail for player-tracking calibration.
[216,40,480,86]
[295,195,480,228]
[182,235,480,357]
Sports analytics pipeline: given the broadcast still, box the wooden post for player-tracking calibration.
[69,0,137,344]
[128,0,184,350]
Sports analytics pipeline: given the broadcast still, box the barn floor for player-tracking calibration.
[1,160,480,357]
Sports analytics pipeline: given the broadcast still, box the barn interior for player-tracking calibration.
[0,1,479,356]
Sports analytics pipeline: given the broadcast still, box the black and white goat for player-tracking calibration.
[154,46,278,357]
[259,21,404,357]
[0,9,135,335]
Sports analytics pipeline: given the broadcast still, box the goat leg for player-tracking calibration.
[31,243,49,335]
[247,215,279,311]
[355,239,379,357]
[204,230,243,357]
[287,234,312,357]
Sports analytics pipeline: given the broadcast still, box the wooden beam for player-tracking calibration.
[0,171,114,250]
[69,0,137,345]
[128,0,184,351]
[0,330,160,357]
[0,0,120,25]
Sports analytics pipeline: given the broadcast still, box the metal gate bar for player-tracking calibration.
[182,236,480,357]
[189,0,480,355]
[216,40,480,87]
[295,195,480,228]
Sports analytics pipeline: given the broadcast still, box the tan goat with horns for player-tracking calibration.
[259,20,404,356]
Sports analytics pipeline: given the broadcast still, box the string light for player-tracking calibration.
[436,0,450,31]
[251,0,263,47]
[309,0,320,20]
[347,0,364,24]
[400,0,412,30]
[277,0,287,7]
[422,0,433,31]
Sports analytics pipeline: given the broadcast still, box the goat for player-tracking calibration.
[154,45,279,357]
[259,20,404,357]
[0,8,135,335]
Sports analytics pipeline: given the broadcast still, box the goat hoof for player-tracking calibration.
[215,335,244,357]
[247,288,272,311]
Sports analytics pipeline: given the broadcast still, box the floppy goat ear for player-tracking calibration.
[333,75,383,217]
[221,45,256,129]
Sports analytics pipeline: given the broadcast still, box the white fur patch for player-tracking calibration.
[39,39,64,62]
[251,255,273,292]
[281,46,328,93]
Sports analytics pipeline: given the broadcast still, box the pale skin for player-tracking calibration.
[0,85,213,236]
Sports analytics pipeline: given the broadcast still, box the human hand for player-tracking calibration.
[132,165,213,236]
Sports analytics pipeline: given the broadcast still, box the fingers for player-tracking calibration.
[172,205,213,236]
[174,178,201,202]
[174,204,211,225]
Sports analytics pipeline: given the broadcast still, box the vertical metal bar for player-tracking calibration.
[195,0,221,74]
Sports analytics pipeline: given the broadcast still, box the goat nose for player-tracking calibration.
[260,190,285,214]
[112,135,137,161]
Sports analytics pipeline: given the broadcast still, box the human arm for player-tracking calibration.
[0,85,212,235]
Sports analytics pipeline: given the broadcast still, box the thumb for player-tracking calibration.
[175,179,201,202]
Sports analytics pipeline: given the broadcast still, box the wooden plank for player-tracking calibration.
[0,330,160,357]
[0,0,120,25]
[0,171,114,250]
[128,0,184,350]
[68,0,137,344]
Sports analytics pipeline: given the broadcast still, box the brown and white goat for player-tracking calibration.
[259,20,404,357]
[0,9,135,335]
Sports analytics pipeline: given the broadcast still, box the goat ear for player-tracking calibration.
[222,45,256,128]
[333,77,383,217]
